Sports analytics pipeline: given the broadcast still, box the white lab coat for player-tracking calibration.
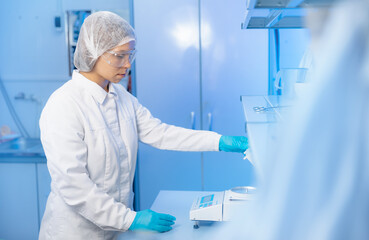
[39,71,221,240]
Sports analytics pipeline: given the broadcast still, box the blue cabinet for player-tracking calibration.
[0,163,40,240]
[134,0,203,210]
[134,0,268,209]
[200,0,268,190]
[0,161,51,240]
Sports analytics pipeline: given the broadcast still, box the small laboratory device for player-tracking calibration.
[189,186,256,228]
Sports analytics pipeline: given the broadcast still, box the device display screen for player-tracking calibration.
[201,195,213,203]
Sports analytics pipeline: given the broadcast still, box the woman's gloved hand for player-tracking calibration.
[219,136,248,152]
[129,209,176,232]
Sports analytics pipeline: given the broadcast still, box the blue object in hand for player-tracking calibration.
[219,136,248,153]
[129,209,176,232]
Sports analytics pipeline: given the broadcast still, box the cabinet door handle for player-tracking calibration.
[208,113,213,131]
[191,112,196,130]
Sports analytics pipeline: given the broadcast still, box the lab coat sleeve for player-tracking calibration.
[40,94,136,231]
[131,96,221,151]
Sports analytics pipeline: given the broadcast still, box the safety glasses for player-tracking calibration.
[102,49,136,68]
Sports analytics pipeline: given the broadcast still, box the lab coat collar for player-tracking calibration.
[72,70,117,104]
[108,83,118,98]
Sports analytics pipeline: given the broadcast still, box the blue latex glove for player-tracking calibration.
[129,209,176,232]
[219,136,248,152]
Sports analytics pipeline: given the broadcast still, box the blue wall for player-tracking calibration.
[0,0,130,138]
[279,29,311,68]
[268,29,311,94]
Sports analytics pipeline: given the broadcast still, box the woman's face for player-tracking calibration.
[93,41,136,84]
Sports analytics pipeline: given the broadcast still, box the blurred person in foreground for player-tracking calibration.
[211,0,369,239]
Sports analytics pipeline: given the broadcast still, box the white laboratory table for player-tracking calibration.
[118,190,223,240]
[119,95,290,240]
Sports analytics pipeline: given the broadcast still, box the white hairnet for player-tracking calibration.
[74,11,136,72]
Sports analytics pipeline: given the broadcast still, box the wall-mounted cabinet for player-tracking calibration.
[242,0,335,29]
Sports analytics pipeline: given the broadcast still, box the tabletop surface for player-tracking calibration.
[118,190,225,240]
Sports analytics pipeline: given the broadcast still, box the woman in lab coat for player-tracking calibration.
[39,11,247,240]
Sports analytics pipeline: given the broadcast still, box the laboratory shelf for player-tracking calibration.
[0,156,46,163]
[264,95,294,120]
[0,137,45,161]
[242,0,335,29]
[241,95,293,171]
[240,95,292,123]
[241,95,278,123]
